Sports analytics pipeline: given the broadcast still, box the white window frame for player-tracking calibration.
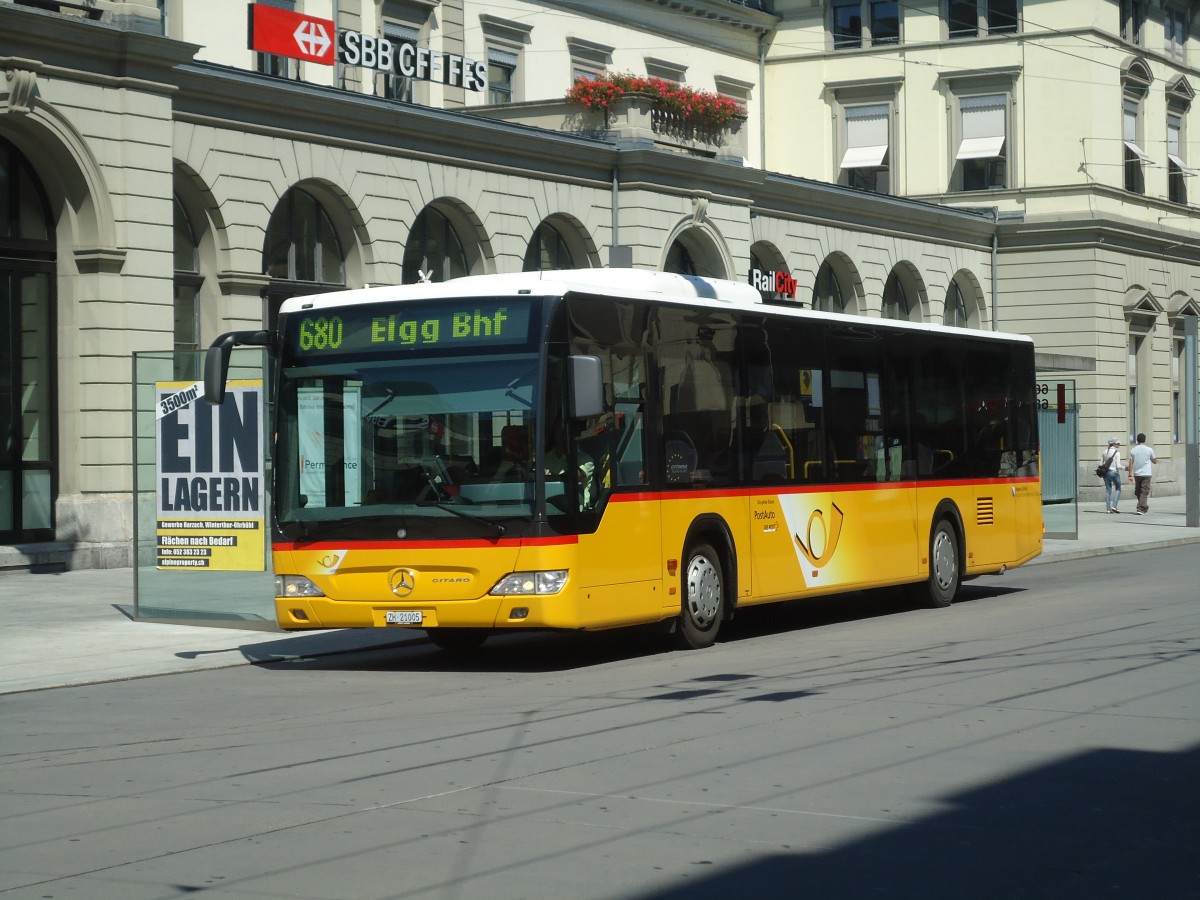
[567,36,612,83]
[487,48,517,104]
[1124,93,1152,194]
[941,69,1018,193]
[380,22,420,102]
[955,92,1008,191]
[945,0,1020,39]
[480,13,532,105]
[1164,5,1188,61]
[1121,0,1146,45]
[831,0,901,50]
[828,78,902,194]
[1167,109,1196,204]
[840,103,891,193]
[644,57,687,84]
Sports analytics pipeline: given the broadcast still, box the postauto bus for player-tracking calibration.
[203,269,1040,651]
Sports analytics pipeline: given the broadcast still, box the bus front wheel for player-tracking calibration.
[675,542,724,649]
[923,519,961,608]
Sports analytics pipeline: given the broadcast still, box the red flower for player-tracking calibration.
[565,71,744,128]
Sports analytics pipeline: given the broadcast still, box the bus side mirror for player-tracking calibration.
[204,341,233,406]
[568,355,605,419]
[203,330,275,405]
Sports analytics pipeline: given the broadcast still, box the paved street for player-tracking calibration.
[2,495,1198,695]
[2,545,1197,900]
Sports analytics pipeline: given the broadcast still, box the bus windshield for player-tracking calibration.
[274,298,543,539]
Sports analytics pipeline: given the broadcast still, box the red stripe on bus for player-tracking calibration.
[607,476,1038,503]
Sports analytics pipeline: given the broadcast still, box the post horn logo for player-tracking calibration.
[795,502,845,569]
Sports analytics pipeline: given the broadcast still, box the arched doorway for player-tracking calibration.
[0,137,56,542]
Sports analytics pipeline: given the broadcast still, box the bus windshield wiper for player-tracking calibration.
[415,500,507,539]
[296,514,405,540]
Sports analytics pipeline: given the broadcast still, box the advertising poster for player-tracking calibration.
[154,380,266,571]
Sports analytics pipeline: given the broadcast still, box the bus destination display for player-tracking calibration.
[288,298,534,357]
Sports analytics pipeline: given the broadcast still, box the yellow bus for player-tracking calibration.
[204,269,1041,651]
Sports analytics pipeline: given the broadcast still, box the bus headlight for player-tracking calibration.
[490,571,568,596]
[275,575,325,598]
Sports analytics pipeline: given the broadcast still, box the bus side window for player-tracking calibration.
[567,294,649,496]
[826,326,885,484]
[913,339,968,478]
[652,306,736,488]
[750,318,824,485]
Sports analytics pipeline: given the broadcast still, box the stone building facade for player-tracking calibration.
[1,0,1196,568]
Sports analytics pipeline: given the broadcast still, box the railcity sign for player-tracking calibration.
[248,3,487,92]
[750,267,798,299]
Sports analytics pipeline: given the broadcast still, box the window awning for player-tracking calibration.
[1124,140,1155,164]
[956,136,1006,160]
[840,145,889,169]
[1168,154,1198,176]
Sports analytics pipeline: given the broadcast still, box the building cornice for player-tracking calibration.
[539,0,772,58]
[754,173,996,251]
[0,5,199,90]
[995,216,1200,263]
[173,63,621,187]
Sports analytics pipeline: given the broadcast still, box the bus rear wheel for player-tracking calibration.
[427,628,489,654]
[923,519,961,608]
[675,542,724,650]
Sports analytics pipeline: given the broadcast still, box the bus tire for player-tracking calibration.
[924,519,961,608]
[427,628,489,654]
[675,542,724,650]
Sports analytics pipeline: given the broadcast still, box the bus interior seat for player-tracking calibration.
[751,429,789,482]
[438,454,478,484]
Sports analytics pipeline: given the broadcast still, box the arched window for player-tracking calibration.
[264,188,343,284]
[403,206,468,284]
[523,221,574,272]
[882,270,910,320]
[664,232,725,279]
[812,260,846,312]
[263,187,345,329]
[1,137,56,540]
[665,239,699,276]
[945,279,969,328]
[173,195,202,379]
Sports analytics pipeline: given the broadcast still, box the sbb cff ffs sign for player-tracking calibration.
[247,3,486,91]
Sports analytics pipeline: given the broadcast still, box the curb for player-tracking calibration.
[1033,534,1200,566]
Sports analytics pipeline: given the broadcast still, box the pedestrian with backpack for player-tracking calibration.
[1099,437,1123,513]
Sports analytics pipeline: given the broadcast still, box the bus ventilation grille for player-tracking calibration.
[976,497,995,526]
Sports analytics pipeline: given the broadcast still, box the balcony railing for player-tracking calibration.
[467,93,748,164]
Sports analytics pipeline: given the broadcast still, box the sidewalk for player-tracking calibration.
[2,495,1197,695]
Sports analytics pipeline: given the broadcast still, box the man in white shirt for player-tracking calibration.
[1128,432,1158,515]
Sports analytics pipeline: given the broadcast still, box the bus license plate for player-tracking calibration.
[385,610,423,625]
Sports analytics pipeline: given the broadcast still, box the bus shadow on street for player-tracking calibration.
[623,741,1200,900]
[719,581,1028,644]
[243,582,1030,675]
